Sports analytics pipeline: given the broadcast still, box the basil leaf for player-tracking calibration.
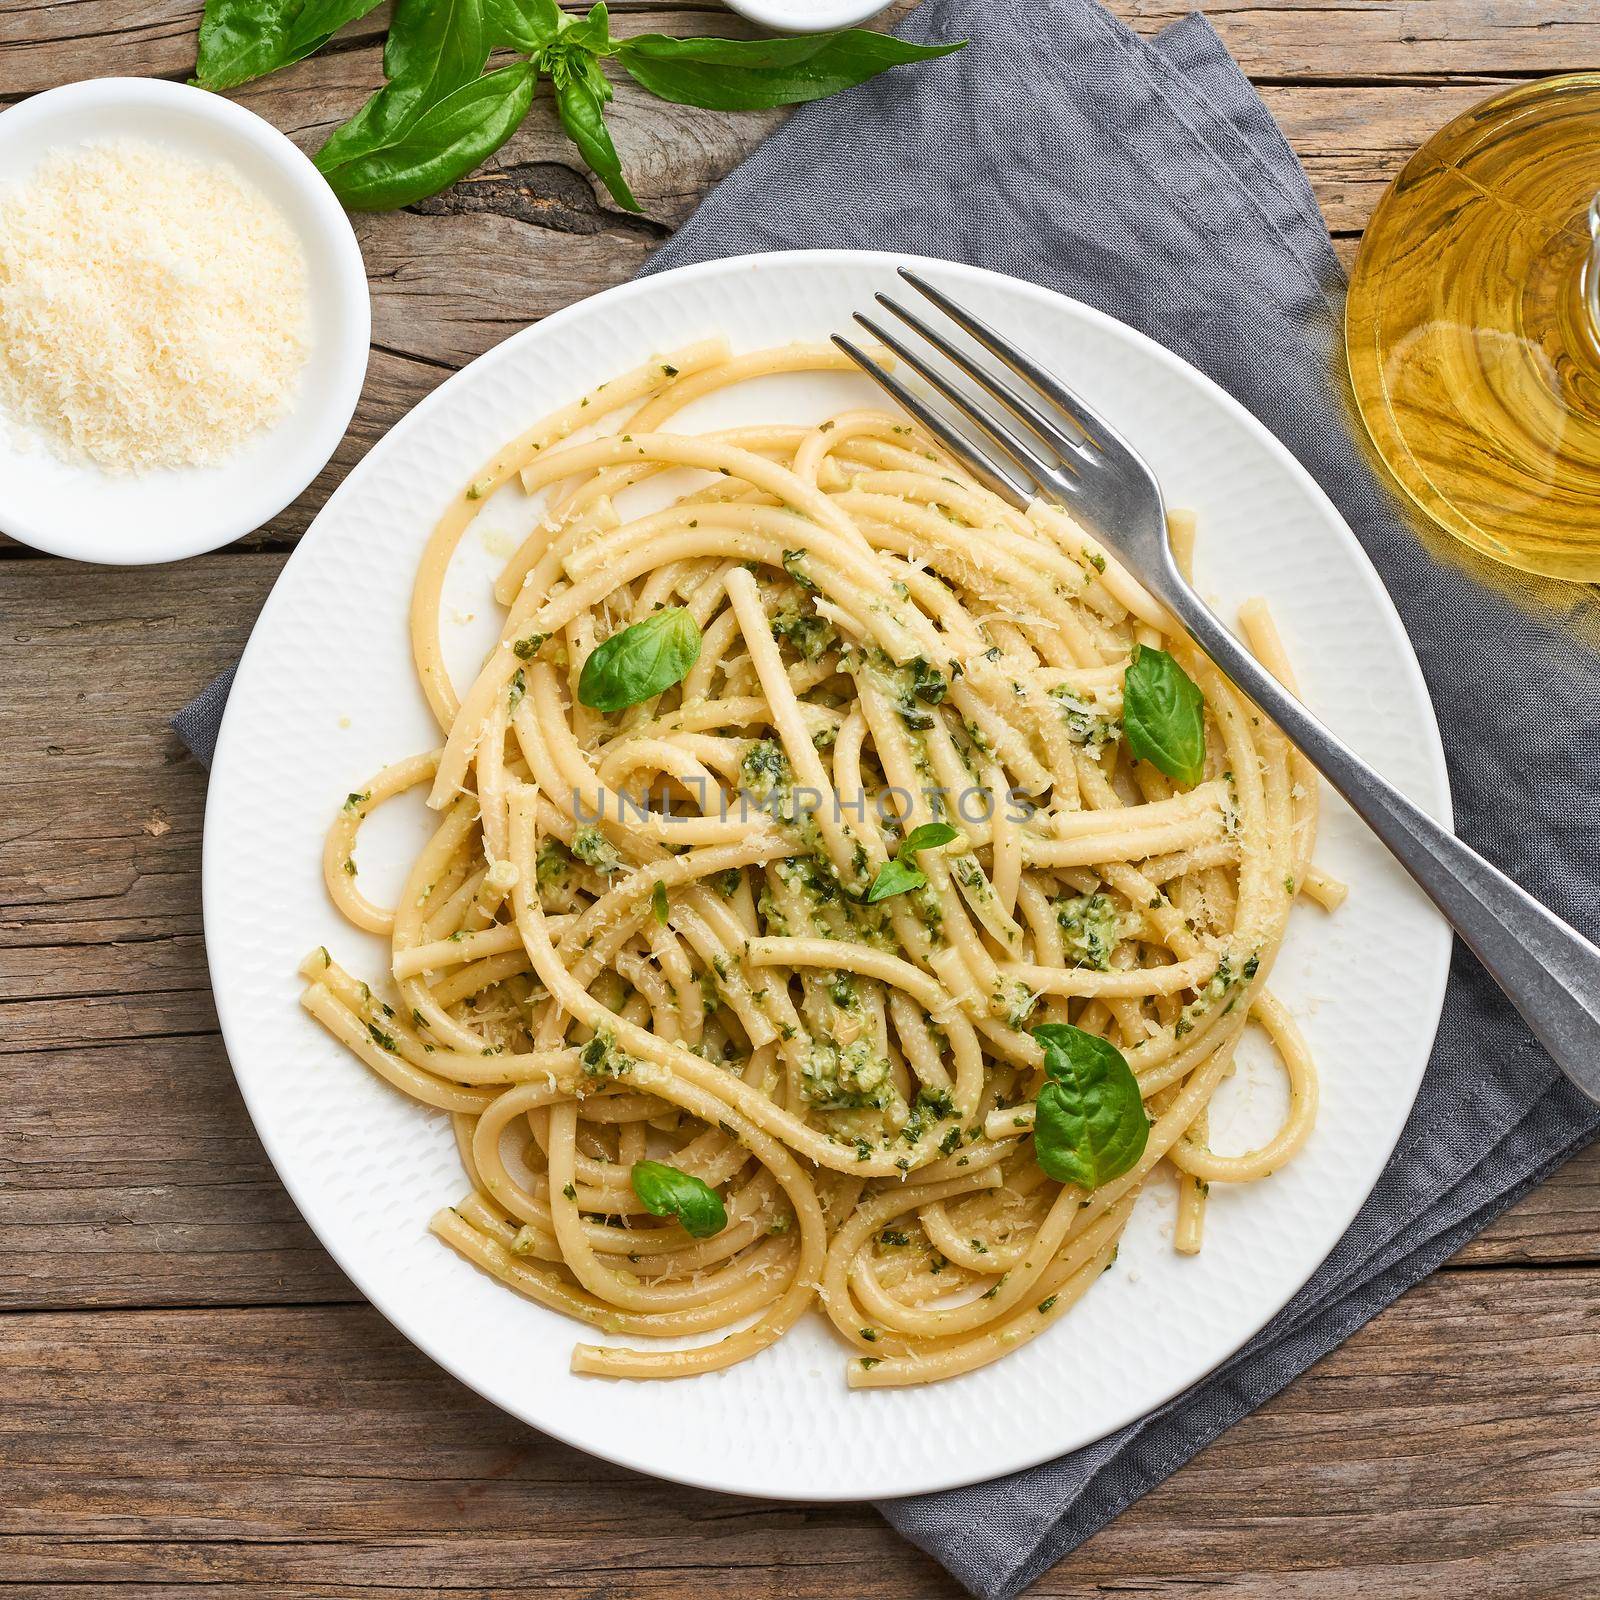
[900,821,958,856]
[553,58,640,211]
[865,856,924,904]
[486,0,562,52]
[195,0,293,91]
[579,608,701,711]
[288,0,385,55]
[379,0,488,101]
[631,1159,726,1238]
[651,880,669,925]
[561,2,615,56]
[1030,1023,1148,1190]
[865,820,958,903]
[617,29,963,112]
[194,0,383,91]
[315,0,490,176]
[1122,644,1206,788]
[321,61,537,211]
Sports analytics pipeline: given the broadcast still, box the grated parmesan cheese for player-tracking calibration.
[0,138,310,474]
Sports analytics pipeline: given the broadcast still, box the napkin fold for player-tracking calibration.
[175,4,1600,1595]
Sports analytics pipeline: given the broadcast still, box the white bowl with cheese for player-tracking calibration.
[0,78,369,565]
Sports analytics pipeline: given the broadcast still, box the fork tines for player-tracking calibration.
[833,267,1113,513]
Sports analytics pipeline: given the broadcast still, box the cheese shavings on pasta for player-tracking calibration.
[301,341,1339,1386]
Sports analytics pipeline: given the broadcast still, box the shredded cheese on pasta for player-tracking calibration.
[303,341,1336,1386]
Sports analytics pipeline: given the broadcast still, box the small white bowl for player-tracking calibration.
[0,78,370,565]
[722,0,892,34]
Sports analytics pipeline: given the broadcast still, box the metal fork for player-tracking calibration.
[836,266,1600,1104]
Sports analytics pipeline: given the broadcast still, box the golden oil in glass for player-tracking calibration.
[1346,74,1600,582]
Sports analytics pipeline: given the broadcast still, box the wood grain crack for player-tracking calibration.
[409,160,673,240]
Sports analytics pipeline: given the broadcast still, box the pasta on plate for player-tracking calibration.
[301,338,1341,1386]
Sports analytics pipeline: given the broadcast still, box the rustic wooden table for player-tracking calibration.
[6,3,1600,1595]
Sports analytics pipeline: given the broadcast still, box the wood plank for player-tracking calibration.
[4,970,1593,1310]
[1,1034,355,1309]
[229,45,1493,368]
[6,908,1596,1310]
[0,0,1558,331]
[1124,0,1600,80]
[1262,79,1494,235]
[0,553,351,1308]
[0,556,277,962]
[288,72,1461,374]
[7,0,1599,94]
[1060,1263,1600,1598]
[1452,1145,1600,1266]
[3,1267,1598,1595]
[0,1302,946,1597]
[0,2,757,96]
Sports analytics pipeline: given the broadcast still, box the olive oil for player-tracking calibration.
[1346,75,1600,582]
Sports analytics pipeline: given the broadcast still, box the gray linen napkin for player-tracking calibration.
[174,3,1600,1594]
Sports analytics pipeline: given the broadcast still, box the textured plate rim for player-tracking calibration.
[204,249,1453,1502]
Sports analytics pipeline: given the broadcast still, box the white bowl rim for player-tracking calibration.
[720,0,895,35]
[0,76,370,565]
[203,246,1455,1503]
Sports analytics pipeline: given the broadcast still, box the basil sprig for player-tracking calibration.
[1030,1023,1148,1191]
[1122,644,1206,788]
[866,821,957,904]
[578,607,701,713]
[552,48,637,212]
[192,0,963,213]
[630,1159,727,1238]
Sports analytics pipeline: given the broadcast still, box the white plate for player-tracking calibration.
[0,78,369,565]
[204,251,1452,1502]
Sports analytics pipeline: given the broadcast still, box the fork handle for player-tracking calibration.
[1167,585,1600,1104]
